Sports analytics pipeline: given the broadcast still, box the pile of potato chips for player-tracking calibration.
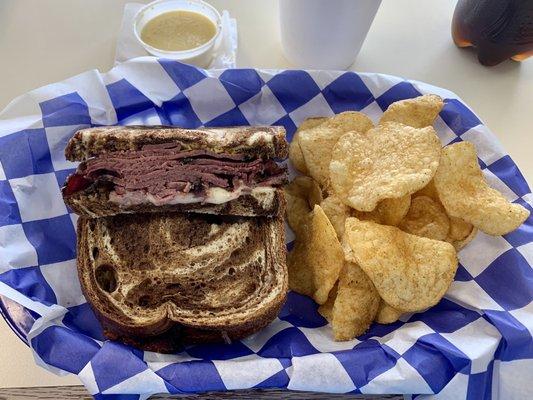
[286,95,530,341]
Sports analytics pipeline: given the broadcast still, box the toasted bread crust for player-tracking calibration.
[98,293,285,353]
[65,185,286,218]
[76,213,288,352]
[65,125,289,161]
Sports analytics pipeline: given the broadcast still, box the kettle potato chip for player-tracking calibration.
[413,182,477,249]
[414,179,439,201]
[375,301,403,324]
[329,261,380,341]
[450,226,478,251]
[379,94,444,128]
[285,176,321,200]
[288,133,307,174]
[344,218,458,312]
[289,117,327,173]
[287,205,344,304]
[434,142,530,235]
[285,192,310,235]
[299,112,373,186]
[320,195,352,238]
[287,238,315,297]
[308,182,324,208]
[322,111,374,131]
[330,123,441,211]
[285,177,323,234]
[446,215,477,250]
[398,196,450,240]
[354,195,411,226]
[318,283,337,323]
[447,216,473,241]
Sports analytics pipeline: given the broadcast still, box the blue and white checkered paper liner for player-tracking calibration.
[0,57,532,399]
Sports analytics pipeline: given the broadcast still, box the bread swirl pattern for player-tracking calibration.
[77,212,288,345]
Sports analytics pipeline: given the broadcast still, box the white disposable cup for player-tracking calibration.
[133,0,222,68]
[279,0,382,70]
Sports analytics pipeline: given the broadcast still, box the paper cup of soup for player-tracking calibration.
[134,0,222,67]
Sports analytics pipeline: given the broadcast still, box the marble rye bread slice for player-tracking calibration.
[77,212,288,353]
[65,125,289,161]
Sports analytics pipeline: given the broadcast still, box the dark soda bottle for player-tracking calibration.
[452,0,533,66]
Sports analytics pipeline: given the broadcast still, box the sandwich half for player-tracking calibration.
[77,212,288,353]
[63,126,289,218]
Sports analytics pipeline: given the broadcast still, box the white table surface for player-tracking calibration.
[0,0,531,389]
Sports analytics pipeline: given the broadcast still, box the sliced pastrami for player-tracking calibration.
[65,143,287,200]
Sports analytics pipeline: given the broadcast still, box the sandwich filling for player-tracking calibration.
[64,142,287,206]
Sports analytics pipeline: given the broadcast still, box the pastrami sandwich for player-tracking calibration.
[63,125,289,217]
[66,125,289,352]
